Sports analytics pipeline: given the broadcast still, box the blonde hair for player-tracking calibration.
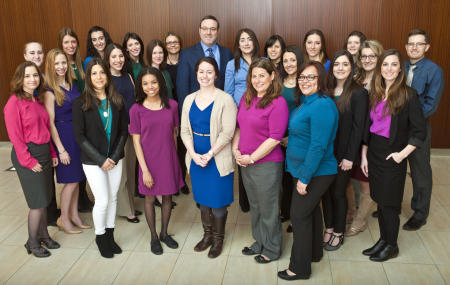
[45,49,73,106]
[354,40,384,84]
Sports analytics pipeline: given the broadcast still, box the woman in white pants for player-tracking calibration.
[72,58,128,258]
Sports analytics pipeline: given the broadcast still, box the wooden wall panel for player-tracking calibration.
[378,0,450,147]
[0,0,72,140]
[0,0,449,147]
[272,0,381,56]
[71,0,170,63]
[167,0,272,54]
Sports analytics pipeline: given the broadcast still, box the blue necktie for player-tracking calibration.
[206,47,214,58]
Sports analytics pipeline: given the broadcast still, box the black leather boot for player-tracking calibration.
[370,244,399,262]
[105,228,122,254]
[362,239,386,256]
[96,233,113,258]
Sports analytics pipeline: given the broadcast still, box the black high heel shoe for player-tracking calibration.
[25,242,51,258]
[40,238,60,249]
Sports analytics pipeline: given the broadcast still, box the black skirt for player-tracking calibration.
[367,134,407,206]
[11,143,53,209]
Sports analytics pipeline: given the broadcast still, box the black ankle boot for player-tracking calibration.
[362,239,386,256]
[105,228,122,254]
[96,233,113,258]
[369,244,399,262]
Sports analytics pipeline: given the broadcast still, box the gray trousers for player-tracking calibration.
[241,161,282,260]
[116,136,136,217]
[408,120,433,221]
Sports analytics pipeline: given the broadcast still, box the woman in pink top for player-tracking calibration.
[4,62,60,258]
[232,58,289,263]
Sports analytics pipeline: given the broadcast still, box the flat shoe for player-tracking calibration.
[160,235,178,249]
[151,240,163,255]
[277,269,309,281]
[242,246,258,255]
[254,254,276,264]
[126,216,140,223]
[40,238,60,249]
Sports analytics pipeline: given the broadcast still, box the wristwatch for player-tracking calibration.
[208,150,214,157]
[249,156,255,164]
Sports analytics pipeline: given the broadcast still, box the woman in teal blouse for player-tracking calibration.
[278,61,338,281]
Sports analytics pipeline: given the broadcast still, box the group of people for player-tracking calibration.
[4,14,444,281]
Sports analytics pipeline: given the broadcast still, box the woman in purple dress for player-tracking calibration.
[43,49,90,234]
[130,67,184,255]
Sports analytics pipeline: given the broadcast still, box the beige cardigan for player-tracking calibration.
[180,88,237,177]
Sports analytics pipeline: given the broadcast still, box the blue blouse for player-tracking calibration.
[224,58,249,106]
[286,93,338,184]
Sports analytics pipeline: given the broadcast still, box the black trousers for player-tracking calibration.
[408,120,432,221]
[377,204,401,246]
[289,175,336,277]
[238,166,249,211]
[280,171,294,219]
[322,168,352,233]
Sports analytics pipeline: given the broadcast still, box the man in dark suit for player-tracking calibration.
[175,15,233,195]
[176,15,233,110]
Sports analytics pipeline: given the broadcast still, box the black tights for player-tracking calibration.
[144,195,173,241]
[28,207,50,247]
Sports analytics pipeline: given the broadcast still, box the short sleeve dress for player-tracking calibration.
[52,85,85,183]
[129,99,184,196]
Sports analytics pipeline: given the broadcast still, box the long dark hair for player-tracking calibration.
[245,58,283,109]
[344,30,367,50]
[10,61,45,101]
[146,39,168,70]
[81,58,123,111]
[327,50,359,113]
[122,32,145,64]
[58,27,85,80]
[281,45,304,80]
[294,61,331,105]
[135,66,170,109]
[232,28,260,71]
[104,43,132,76]
[303,29,328,64]
[370,49,408,116]
[86,26,112,58]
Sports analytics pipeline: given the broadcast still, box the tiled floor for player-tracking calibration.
[0,141,449,285]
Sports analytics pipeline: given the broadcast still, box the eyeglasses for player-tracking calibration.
[360,55,377,61]
[407,42,427,48]
[166,41,180,46]
[200,26,218,32]
[298,75,318,81]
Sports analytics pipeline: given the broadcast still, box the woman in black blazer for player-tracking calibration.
[361,49,426,262]
[322,50,369,251]
[72,58,128,258]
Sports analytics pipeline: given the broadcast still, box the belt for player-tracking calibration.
[55,120,72,122]
[193,131,210,137]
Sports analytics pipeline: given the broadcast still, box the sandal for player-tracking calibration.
[323,229,333,245]
[324,233,344,251]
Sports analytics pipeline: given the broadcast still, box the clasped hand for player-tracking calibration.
[101,158,116,171]
[192,152,212,167]
[234,150,252,167]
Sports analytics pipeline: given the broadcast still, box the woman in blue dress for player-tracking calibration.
[180,57,237,258]
[43,49,90,234]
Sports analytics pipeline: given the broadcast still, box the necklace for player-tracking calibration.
[99,100,111,131]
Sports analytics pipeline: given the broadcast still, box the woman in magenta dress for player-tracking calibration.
[43,49,89,234]
[130,66,184,255]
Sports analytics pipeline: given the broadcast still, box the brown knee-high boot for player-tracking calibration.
[346,191,374,236]
[208,212,227,258]
[194,208,213,252]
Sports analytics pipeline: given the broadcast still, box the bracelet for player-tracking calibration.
[59,150,67,155]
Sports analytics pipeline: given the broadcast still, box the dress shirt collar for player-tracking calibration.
[200,41,218,55]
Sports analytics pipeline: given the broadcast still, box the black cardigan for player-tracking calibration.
[334,85,369,165]
[72,96,128,166]
[363,88,426,149]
